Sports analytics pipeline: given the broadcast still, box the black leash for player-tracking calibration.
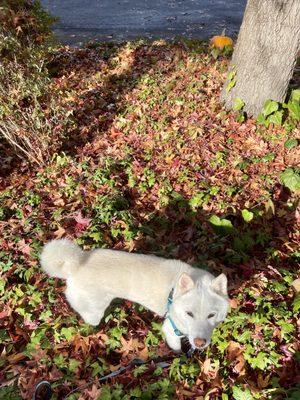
[32,353,188,400]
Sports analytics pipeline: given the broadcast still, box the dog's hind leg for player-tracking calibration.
[66,285,113,326]
[76,295,113,326]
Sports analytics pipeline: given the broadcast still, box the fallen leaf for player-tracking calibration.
[54,225,66,238]
[291,278,300,293]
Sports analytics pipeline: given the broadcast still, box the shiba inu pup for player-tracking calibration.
[40,239,229,352]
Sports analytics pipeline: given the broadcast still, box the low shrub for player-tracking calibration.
[0,1,69,164]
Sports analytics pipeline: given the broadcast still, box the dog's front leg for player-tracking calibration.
[162,319,182,352]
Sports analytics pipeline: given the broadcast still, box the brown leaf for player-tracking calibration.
[54,226,66,239]
[291,278,300,293]
[202,358,212,375]
[178,388,195,396]
[137,346,149,361]
[7,352,27,364]
[0,309,9,319]
[227,341,246,376]
[80,384,100,400]
[73,334,89,356]
[257,373,270,389]
[17,239,31,255]
[229,298,239,309]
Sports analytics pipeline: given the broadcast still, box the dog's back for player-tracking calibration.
[40,239,228,350]
[40,239,191,317]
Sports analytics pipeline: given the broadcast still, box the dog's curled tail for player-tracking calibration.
[40,239,84,279]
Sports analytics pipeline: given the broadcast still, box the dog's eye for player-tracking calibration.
[186,311,194,318]
[207,312,216,319]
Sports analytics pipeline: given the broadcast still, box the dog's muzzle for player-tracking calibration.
[193,338,206,348]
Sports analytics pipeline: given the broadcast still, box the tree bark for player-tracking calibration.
[221,0,300,117]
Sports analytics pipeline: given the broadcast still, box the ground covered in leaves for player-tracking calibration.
[0,38,300,399]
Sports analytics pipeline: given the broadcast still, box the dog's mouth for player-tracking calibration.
[180,336,192,354]
[180,337,210,355]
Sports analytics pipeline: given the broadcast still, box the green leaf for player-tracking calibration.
[241,209,254,222]
[248,351,269,371]
[279,321,295,334]
[287,100,300,121]
[69,358,80,372]
[0,278,5,294]
[189,193,204,209]
[209,215,234,235]
[226,79,236,92]
[262,100,279,117]
[226,70,236,92]
[293,295,300,312]
[291,89,300,102]
[257,113,269,127]
[232,386,253,400]
[133,364,148,377]
[228,70,236,81]
[233,233,254,252]
[284,138,298,149]
[89,232,102,243]
[269,110,283,126]
[277,316,295,332]
[90,361,104,377]
[233,98,245,111]
[54,354,67,368]
[130,387,142,397]
[236,112,245,123]
[280,168,300,193]
[60,327,76,341]
[0,385,22,400]
[211,48,220,60]
[261,152,275,162]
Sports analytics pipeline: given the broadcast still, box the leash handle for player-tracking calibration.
[32,380,52,400]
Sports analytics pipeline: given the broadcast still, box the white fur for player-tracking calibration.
[40,239,229,351]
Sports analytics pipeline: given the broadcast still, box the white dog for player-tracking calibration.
[40,239,229,352]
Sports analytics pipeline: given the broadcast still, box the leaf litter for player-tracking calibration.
[0,39,299,399]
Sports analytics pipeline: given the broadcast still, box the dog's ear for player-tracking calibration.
[177,273,194,293]
[211,273,227,296]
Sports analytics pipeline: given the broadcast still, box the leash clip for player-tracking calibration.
[32,380,52,400]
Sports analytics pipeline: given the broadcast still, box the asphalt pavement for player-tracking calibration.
[41,0,247,45]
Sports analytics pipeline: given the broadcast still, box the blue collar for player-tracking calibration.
[166,289,183,337]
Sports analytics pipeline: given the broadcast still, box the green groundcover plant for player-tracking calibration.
[0,2,299,399]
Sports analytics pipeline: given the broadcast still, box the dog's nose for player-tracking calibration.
[194,338,206,348]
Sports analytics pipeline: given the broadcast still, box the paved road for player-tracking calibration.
[41,0,247,45]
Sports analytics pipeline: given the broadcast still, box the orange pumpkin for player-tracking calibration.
[210,35,233,49]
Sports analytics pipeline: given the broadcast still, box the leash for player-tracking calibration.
[166,288,184,337]
[33,288,190,399]
[32,354,188,400]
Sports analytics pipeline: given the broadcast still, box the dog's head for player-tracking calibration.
[170,272,229,350]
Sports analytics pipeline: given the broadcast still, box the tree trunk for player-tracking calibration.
[221,0,300,117]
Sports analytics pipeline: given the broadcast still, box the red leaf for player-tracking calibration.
[74,211,91,231]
